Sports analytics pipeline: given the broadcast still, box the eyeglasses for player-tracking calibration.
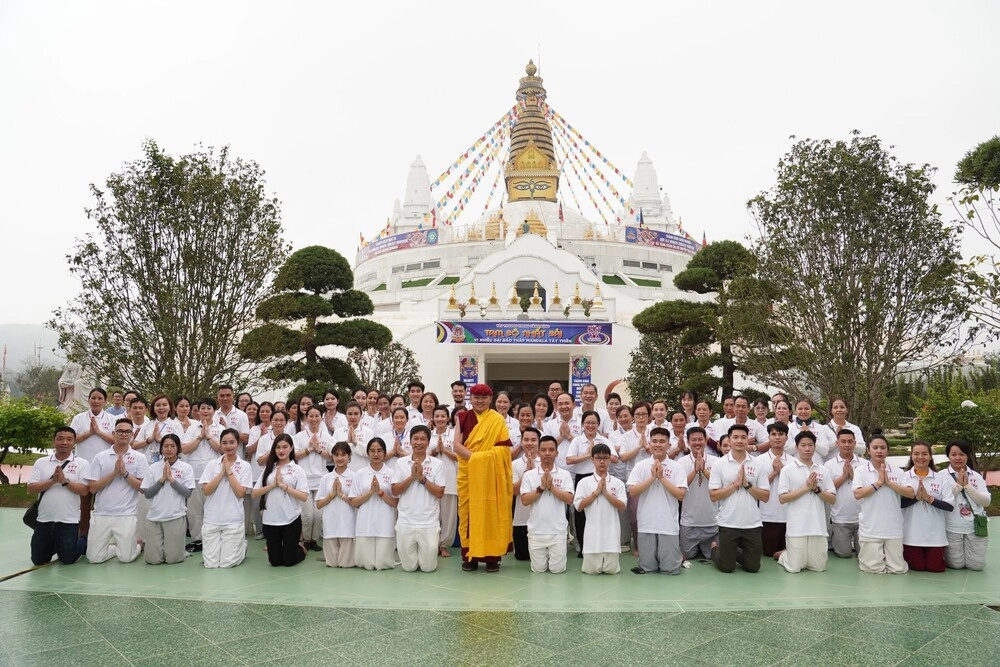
[114,429,133,435]
[593,455,611,461]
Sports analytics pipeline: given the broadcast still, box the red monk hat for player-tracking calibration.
[469,384,493,396]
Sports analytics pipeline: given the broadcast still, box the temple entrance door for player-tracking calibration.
[486,360,566,404]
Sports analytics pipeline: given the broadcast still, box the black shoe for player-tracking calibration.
[462,561,478,572]
[185,540,203,553]
[305,541,322,552]
[577,552,583,559]
[631,566,647,575]
[485,563,500,573]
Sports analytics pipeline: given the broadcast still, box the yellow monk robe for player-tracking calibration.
[457,409,513,558]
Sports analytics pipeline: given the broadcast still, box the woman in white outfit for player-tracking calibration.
[350,438,399,570]
[141,434,195,564]
[199,429,252,568]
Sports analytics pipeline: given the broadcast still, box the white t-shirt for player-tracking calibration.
[825,421,867,456]
[318,469,358,538]
[393,455,445,528]
[685,421,721,447]
[138,418,184,464]
[141,459,195,522]
[214,407,250,436]
[777,459,834,537]
[70,409,114,463]
[332,424,374,472]
[247,424,271,481]
[293,427,334,490]
[382,427,412,461]
[85,448,149,516]
[627,457,688,535]
[573,474,626,553]
[543,416,582,473]
[709,453,770,529]
[759,450,792,523]
[609,428,639,479]
[512,455,541,527]
[784,421,836,460]
[712,418,767,447]
[520,466,573,535]
[255,462,309,526]
[199,456,252,525]
[901,469,954,548]
[324,411,349,435]
[567,434,610,476]
[945,466,990,535]
[572,406,613,434]
[351,465,396,538]
[853,462,906,540]
[29,453,90,524]
[677,453,719,527]
[824,454,865,524]
[429,428,457,494]
[184,422,222,479]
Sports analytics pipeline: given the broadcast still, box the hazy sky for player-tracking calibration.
[2,0,998,327]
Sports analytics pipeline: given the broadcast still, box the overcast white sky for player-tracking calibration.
[1,0,998,327]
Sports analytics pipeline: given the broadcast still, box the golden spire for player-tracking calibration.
[506,60,559,203]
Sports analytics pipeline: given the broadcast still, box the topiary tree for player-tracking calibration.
[0,398,67,484]
[239,246,393,398]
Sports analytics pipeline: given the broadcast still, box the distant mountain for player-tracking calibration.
[0,324,63,376]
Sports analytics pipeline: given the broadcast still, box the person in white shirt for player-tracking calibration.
[825,398,866,456]
[531,393,554,431]
[900,441,954,573]
[430,405,459,557]
[494,391,520,440]
[199,429,252,568]
[349,438,399,570]
[182,399,222,553]
[28,427,90,565]
[788,398,835,460]
[566,410,615,557]
[405,380,425,421]
[852,432,915,574]
[620,402,651,556]
[85,418,150,564]
[677,427,719,561]
[134,394,183,465]
[294,406,334,551]
[322,389,348,437]
[571,383,613,435]
[316,442,358,568]
[520,435,575,573]
[247,401,273,539]
[409,392,439,430]
[708,424,771,573]
[362,389,381,431]
[627,427,688,575]
[333,401,374,472]
[776,432,836,573]
[215,385,250,445]
[686,400,720,456]
[544,393,582,475]
[251,433,310,567]
[450,380,471,411]
[609,405,635,551]
[712,396,767,453]
[390,425,446,572]
[573,443,627,575]
[760,422,792,558]
[824,430,865,558]
[943,440,990,571]
[381,407,413,463]
[70,388,114,539]
[509,402,535,462]
[141,434,195,565]
[511,427,542,561]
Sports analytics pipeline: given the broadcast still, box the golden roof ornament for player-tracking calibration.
[468,284,478,305]
[572,282,582,305]
[447,284,458,309]
[551,281,562,306]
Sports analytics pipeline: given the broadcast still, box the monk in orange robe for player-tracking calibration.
[453,384,513,572]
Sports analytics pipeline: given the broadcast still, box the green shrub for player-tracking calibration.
[913,386,1000,471]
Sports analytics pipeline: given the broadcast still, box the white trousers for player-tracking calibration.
[582,552,620,575]
[439,493,458,549]
[528,532,567,573]
[323,538,355,568]
[396,525,440,572]
[858,538,907,574]
[87,514,140,564]
[778,535,828,573]
[354,536,395,570]
[202,522,246,568]
[945,531,989,571]
[301,491,323,542]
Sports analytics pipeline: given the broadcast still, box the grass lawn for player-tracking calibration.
[989,486,1000,517]
[1,452,46,467]
[0,484,35,508]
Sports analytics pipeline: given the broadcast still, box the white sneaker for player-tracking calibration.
[681,560,692,569]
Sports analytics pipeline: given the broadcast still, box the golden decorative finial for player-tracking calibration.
[447,284,458,309]
[551,281,562,306]
[525,59,537,77]
[508,284,520,306]
[530,282,541,305]
[468,284,478,305]
[572,282,582,305]
[592,282,605,310]
[489,282,499,305]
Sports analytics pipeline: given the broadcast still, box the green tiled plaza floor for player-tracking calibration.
[1,510,998,665]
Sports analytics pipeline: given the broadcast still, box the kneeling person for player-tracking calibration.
[777,432,836,573]
[627,427,688,574]
[141,434,195,564]
[520,434,574,573]
[391,425,446,572]
[28,427,90,565]
[573,443,627,574]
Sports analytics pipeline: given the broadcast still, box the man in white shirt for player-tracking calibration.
[712,396,767,452]
[70,387,114,539]
[84,418,150,564]
[571,383,612,435]
[215,384,250,445]
[760,422,792,558]
[405,380,425,420]
[824,430,865,558]
[390,425,445,572]
[627,427,687,575]
[677,427,719,561]
[777,431,836,572]
[520,435,575,573]
[511,427,541,561]
[573,443,627,574]
[708,424,770,573]
[28,427,90,565]
[543,393,581,473]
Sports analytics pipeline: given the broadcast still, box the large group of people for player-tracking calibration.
[28,381,990,580]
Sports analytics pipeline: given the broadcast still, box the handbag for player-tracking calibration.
[952,472,988,538]
[22,460,70,530]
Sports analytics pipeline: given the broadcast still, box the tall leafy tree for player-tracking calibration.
[0,398,66,484]
[49,140,289,398]
[240,246,392,398]
[745,132,972,433]
[953,136,1000,338]
[12,361,61,405]
[630,240,756,400]
[347,342,422,395]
